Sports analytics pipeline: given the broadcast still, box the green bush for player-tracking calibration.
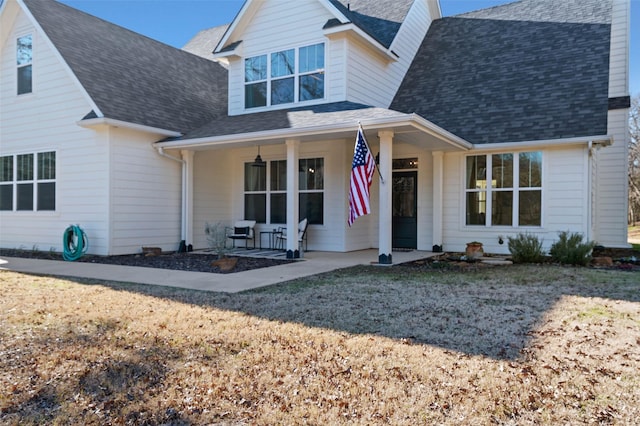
[507,233,545,263]
[549,231,595,266]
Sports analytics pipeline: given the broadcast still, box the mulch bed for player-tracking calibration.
[2,245,639,274]
[400,246,640,272]
[0,249,293,274]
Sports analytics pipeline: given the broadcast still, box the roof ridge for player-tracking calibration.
[453,0,522,18]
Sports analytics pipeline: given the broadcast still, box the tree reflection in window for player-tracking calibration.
[17,35,32,95]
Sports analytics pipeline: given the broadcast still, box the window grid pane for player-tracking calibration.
[492,153,513,189]
[271,77,294,105]
[492,191,513,226]
[17,65,32,95]
[17,154,33,181]
[299,43,324,73]
[245,55,267,82]
[299,72,324,101]
[466,156,486,190]
[244,163,266,192]
[244,194,266,223]
[245,82,267,108]
[17,35,32,65]
[0,185,12,211]
[300,192,323,225]
[270,193,287,224]
[270,160,287,191]
[0,156,13,182]
[38,152,55,180]
[519,152,542,188]
[519,190,542,226]
[37,182,55,211]
[271,49,294,78]
[17,183,33,210]
[299,158,324,190]
[466,192,486,225]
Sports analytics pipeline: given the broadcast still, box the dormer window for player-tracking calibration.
[17,35,33,95]
[245,43,325,109]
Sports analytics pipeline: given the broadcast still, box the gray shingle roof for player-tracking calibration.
[391,0,612,144]
[183,24,229,60]
[328,0,414,48]
[179,102,408,140]
[24,0,228,134]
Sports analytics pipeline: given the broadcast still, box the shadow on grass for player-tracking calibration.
[0,317,189,425]
[65,264,640,361]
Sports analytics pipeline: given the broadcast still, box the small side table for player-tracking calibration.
[260,230,282,250]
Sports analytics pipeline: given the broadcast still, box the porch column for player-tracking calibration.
[181,150,194,249]
[432,151,444,252]
[286,139,300,259]
[378,131,394,264]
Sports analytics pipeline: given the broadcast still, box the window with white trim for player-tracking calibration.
[0,151,56,211]
[465,152,541,226]
[243,158,324,225]
[244,43,325,109]
[17,34,32,95]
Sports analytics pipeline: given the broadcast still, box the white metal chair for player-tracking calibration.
[226,220,256,249]
[275,218,308,252]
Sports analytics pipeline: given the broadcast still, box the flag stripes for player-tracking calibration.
[348,125,375,226]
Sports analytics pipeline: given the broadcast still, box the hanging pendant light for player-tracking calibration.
[252,145,266,167]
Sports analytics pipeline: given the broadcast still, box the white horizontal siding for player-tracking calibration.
[192,150,235,250]
[0,9,111,255]
[326,37,346,102]
[608,0,630,97]
[346,0,433,108]
[227,0,334,115]
[441,148,592,255]
[593,109,629,247]
[109,128,182,255]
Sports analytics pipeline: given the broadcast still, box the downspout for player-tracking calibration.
[155,147,188,249]
[587,140,598,244]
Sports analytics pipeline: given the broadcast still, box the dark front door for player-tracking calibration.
[392,171,417,249]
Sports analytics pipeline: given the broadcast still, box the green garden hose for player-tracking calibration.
[63,225,88,261]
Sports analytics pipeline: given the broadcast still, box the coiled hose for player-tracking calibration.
[63,225,88,261]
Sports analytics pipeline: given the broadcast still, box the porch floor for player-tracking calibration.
[196,247,436,266]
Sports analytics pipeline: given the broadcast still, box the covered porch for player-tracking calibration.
[153,103,471,264]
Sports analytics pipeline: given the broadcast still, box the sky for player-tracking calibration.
[57,0,639,96]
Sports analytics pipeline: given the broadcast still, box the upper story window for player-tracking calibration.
[245,43,325,109]
[17,35,33,95]
[465,152,542,227]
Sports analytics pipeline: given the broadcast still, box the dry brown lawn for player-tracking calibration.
[1,265,639,425]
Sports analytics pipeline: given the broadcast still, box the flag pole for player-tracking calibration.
[358,122,385,184]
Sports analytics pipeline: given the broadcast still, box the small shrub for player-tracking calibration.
[507,233,545,263]
[549,231,595,266]
[205,222,228,258]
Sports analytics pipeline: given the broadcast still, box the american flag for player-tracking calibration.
[348,126,375,226]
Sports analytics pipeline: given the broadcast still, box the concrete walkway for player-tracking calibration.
[0,250,436,293]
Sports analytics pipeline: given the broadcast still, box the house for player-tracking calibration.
[0,0,631,263]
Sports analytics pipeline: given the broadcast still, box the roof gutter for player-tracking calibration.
[471,135,613,152]
[77,117,182,137]
[152,114,473,151]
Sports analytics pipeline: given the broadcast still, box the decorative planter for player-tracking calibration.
[465,242,484,259]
